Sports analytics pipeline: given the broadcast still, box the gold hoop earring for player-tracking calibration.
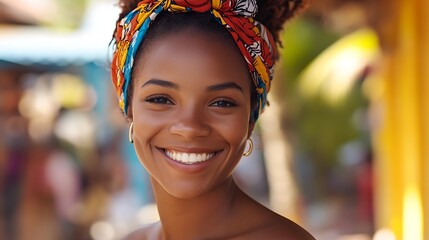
[128,122,134,143]
[243,138,253,157]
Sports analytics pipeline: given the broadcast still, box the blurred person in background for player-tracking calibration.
[109,0,315,239]
[0,75,27,240]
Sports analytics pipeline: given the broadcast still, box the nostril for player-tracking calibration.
[169,119,210,139]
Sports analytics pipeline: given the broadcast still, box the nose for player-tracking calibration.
[169,106,210,140]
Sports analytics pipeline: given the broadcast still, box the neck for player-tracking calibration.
[151,177,242,240]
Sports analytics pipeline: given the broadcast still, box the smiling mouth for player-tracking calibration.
[163,149,217,165]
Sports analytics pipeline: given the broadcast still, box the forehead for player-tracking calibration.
[132,29,252,89]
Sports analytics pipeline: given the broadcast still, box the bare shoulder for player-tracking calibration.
[237,213,316,240]
[262,218,316,240]
[122,222,161,240]
[235,191,315,240]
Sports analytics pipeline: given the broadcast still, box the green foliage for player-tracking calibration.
[295,83,367,167]
[280,17,368,169]
[282,18,339,87]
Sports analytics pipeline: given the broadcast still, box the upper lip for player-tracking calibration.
[157,146,221,154]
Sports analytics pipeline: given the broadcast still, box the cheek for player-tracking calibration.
[212,112,250,152]
[133,108,165,140]
[131,104,168,165]
[131,94,175,138]
[212,115,249,181]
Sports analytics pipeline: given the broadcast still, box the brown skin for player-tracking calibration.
[125,29,315,240]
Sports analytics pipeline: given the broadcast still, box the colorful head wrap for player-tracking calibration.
[111,0,277,121]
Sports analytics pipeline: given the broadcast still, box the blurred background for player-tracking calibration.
[0,0,427,239]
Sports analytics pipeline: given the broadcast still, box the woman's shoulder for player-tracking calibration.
[123,222,161,240]
[263,218,316,240]
[236,191,315,240]
[238,216,316,240]
[122,217,314,240]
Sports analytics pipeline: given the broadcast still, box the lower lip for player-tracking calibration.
[157,148,218,174]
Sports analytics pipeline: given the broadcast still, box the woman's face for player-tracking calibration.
[130,29,253,199]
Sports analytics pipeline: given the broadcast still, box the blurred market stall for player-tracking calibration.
[0,1,156,239]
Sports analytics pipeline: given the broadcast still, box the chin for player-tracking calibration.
[161,178,212,199]
[153,175,232,200]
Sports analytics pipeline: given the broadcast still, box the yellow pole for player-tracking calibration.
[369,0,428,239]
[418,0,429,239]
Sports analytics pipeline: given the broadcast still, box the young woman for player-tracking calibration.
[110,0,315,239]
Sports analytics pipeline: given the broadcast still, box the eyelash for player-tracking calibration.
[144,95,238,108]
[144,94,174,105]
[210,98,238,108]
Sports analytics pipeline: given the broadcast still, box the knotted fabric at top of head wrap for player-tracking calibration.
[111,0,277,122]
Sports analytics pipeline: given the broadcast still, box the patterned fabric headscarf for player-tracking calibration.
[111,0,277,121]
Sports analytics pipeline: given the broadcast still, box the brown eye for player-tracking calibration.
[145,94,174,105]
[210,98,238,108]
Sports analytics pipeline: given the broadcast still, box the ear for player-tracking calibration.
[247,122,255,139]
[126,104,133,123]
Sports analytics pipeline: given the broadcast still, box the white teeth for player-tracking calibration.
[165,149,215,164]
[189,153,196,162]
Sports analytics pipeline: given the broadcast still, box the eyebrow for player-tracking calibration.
[141,79,179,89]
[141,79,243,93]
[207,82,243,93]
